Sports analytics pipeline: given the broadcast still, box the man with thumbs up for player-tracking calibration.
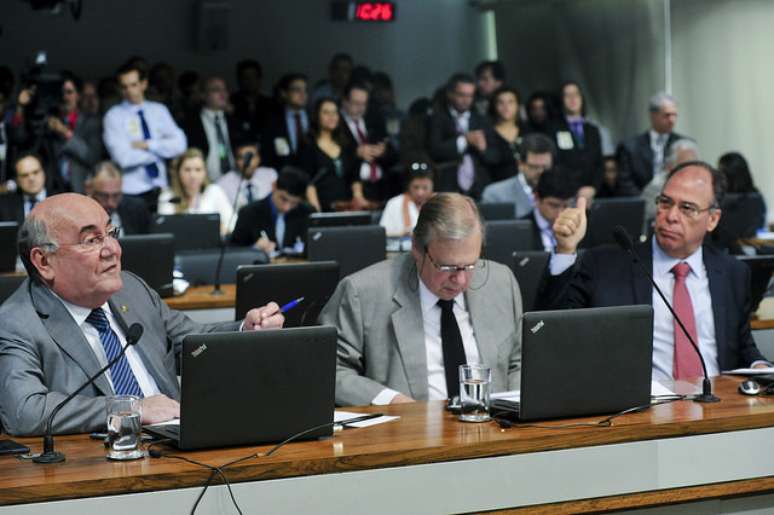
[542,161,768,383]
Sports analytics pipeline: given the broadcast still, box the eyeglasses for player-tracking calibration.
[424,247,481,274]
[47,226,121,253]
[655,194,717,219]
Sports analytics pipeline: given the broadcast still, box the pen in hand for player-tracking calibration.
[280,297,305,313]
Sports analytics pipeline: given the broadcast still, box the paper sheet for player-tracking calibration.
[334,410,399,428]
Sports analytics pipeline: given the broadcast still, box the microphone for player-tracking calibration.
[612,226,719,403]
[211,152,254,296]
[33,323,145,464]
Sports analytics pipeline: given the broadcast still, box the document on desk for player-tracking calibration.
[723,367,774,376]
[334,411,399,428]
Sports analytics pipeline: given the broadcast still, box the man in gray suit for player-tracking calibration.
[320,193,522,406]
[0,193,283,436]
[481,133,557,219]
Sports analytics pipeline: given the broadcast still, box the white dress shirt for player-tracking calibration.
[200,108,235,182]
[372,276,481,404]
[379,193,419,237]
[450,108,471,155]
[532,208,556,252]
[58,298,161,397]
[157,183,235,235]
[217,167,277,211]
[649,129,669,177]
[23,190,47,217]
[103,100,187,194]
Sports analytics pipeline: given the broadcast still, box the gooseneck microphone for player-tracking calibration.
[33,323,145,464]
[211,152,254,296]
[613,226,719,403]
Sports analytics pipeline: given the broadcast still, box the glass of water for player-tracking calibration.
[106,395,145,460]
[459,364,491,422]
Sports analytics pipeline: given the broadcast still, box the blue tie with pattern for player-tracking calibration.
[85,308,143,397]
[137,109,160,179]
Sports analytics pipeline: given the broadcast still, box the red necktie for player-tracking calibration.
[355,122,378,182]
[671,262,703,379]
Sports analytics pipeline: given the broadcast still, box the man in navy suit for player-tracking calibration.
[0,153,51,225]
[544,161,769,382]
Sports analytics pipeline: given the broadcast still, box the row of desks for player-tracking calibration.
[0,377,772,513]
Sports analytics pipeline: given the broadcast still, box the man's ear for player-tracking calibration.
[29,248,55,282]
[706,208,722,233]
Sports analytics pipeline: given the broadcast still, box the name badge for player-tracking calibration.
[128,119,142,138]
[556,131,574,150]
[274,137,290,157]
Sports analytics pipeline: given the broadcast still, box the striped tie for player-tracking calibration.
[85,308,143,397]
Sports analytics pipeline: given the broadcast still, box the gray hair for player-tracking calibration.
[664,138,700,170]
[648,92,677,113]
[87,160,122,183]
[413,193,484,250]
[18,216,58,282]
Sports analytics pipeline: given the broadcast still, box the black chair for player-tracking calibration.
[582,198,646,249]
[478,202,515,221]
[119,234,175,297]
[0,222,19,273]
[151,213,221,251]
[511,251,550,312]
[482,220,538,267]
[307,225,386,279]
[0,275,25,306]
[736,254,774,312]
[176,247,269,286]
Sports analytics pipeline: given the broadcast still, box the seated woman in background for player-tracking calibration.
[379,161,434,237]
[158,147,235,236]
[300,98,365,212]
[486,86,522,182]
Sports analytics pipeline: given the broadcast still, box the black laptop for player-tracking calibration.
[235,261,340,326]
[511,251,550,312]
[144,326,337,450]
[0,222,19,273]
[151,213,221,251]
[516,305,653,421]
[582,198,646,249]
[478,202,515,221]
[176,247,269,286]
[119,234,174,297]
[483,220,539,267]
[307,225,386,279]
[308,211,373,227]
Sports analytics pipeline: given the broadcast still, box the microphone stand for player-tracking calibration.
[613,226,719,403]
[211,153,253,296]
[33,323,145,463]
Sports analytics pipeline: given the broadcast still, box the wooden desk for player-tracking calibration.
[163,284,236,311]
[752,297,774,330]
[1,377,773,514]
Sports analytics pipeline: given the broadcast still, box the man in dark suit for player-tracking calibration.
[520,168,575,252]
[85,161,151,235]
[230,59,275,142]
[428,73,500,199]
[181,76,241,182]
[339,81,398,203]
[545,161,770,382]
[616,92,686,196]
[231,166,312,254]
[0,153,51,225]
[260,73,309,171]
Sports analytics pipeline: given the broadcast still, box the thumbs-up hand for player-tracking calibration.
[553,195,588,254]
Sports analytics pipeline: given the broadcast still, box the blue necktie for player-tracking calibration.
[137,109,160,179]
[85,308,143,397]
[245,183,254,204]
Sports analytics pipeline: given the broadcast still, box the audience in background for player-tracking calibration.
[261,73,309,170]
[473,60,506,117]
[310,53,354,106]
[596,155,620,198]
[0,153,51,224]
[428,73,497,199]
[481,133,557,218]
[85,160,151,236]
[524,92,554,135]
[369,71,404,151]
[80,81,100,117]
[301,98,361,212]
[157,147,234,236]
[616,92,686,196]
[181,76,239,182]
[231,166,312,253]
[217,139,277,211]
[551,81,602,202]
[523,168,576,252]
[230,59,273,142]
[103,59,187,212]
[641,138,699,224]
[486,86,522,182]
[379,161,434,237]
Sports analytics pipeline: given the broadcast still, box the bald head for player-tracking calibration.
[30,193,107,242]
[412,192,483,250]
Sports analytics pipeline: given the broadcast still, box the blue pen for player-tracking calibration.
[280,297,305,313]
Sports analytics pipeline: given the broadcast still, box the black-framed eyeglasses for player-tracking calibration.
[655,194,717,219]
[424,246,481,273]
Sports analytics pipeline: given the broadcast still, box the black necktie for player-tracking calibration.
[437,299,467,399]
[214,114,231,175]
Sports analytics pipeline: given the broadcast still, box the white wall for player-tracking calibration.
[0,0,491,109]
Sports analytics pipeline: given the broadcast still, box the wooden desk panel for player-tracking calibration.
[1,377,773,509]
[163,284,236,311]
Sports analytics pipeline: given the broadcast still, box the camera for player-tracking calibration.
[19,51,65,133]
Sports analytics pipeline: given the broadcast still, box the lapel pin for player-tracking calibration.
[121,305,128,313]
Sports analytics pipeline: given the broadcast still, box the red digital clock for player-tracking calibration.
[331,1,397,22]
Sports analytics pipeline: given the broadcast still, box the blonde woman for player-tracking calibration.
[158,147,235,235]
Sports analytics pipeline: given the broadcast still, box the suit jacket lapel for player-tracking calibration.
[32,282,113,395]
[390,256,429,400]
[703,248,727,357]
[465,273,499,371]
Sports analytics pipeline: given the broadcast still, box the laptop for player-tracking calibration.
[307,225,386,279]
[151,213,221,251]
[235,261,340,325]
[483,220,539,267]
[145,326,337,450]
[308,211,373,227]
[176,247,269,286]
[0,222,19,273]
[515,305,653,421]
[119,234,174,297]
[582,198,646,249]
[736,254,774,312]
[511,251,550,312]
[478,202,515,221]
